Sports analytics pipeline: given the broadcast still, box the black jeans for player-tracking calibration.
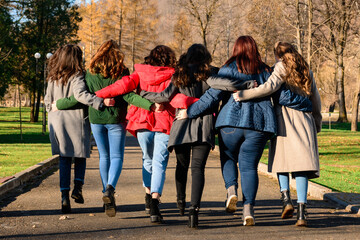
[174,143,211,208]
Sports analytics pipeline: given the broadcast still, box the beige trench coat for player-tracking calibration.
[237,62,322,179]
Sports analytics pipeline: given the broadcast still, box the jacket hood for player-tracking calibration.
[134,64,175,85]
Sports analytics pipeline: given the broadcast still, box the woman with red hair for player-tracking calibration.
[177,36,276,226]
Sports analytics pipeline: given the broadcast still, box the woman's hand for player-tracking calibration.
[51,101,58,112]
[233,91,241,102]
[103,98,115,107]
[233,80,258,102]
[150,103,164,112]
[176,109,188,120]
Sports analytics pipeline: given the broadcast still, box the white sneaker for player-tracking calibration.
[226,194,238,213]
[243,204,255,226]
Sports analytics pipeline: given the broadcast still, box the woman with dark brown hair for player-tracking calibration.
[232,41,322,226]
[54,40,155,217]
[44,44,106,214]
[96,45,178,223]
[177,36,277,226]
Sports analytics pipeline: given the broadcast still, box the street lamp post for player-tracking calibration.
[42,53,53,135]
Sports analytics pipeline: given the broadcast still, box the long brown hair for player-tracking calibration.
[144,45,177,68]
[89,40,127,80]
[172,44,212,88]
[47,44,84,85]
[274,42,312,96]
[224,36,270,74]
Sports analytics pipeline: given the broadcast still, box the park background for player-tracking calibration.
[0,0,359,194]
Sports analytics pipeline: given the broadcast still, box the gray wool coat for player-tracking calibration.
[44,73,103,158]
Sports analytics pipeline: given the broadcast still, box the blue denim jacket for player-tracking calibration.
[187,61,277,134]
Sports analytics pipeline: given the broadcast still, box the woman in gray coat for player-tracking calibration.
[44,45,105,213]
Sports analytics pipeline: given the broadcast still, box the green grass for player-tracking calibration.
[0,107,52,178]
[259,122,360,193]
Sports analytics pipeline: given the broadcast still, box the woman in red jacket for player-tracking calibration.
[96,45,177,223]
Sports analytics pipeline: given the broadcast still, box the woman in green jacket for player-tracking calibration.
[55,40,156,217]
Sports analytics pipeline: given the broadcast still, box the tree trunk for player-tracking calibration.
[30,89,36,122]
[118,0,124,48]
[34,87,41,122]
[13,87,17,107]
[295,0,302,55]
[307,0,313,66]
[351,67,360,131]
[336,53,347,122]
[131,5,137,71]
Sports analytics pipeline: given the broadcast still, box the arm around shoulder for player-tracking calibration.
[236,62,286,101]
[72,73,103,110]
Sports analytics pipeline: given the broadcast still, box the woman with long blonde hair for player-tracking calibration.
[232,41,322,226]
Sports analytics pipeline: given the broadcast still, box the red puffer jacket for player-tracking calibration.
[96,64,176,136]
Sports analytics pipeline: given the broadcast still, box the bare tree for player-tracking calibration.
[318,0,358,122]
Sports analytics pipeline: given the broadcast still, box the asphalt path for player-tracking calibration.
[1,136,359,239]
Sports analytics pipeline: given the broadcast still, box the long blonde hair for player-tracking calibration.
[274,42,312,96]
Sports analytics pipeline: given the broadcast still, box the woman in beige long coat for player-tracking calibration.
[233,42,322,227]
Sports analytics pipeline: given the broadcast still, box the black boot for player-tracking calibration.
[145,193,151,214]
[61,190,71,214]
[295,203,307,227]
[103,184,116,217]
[71,180,84,204]
[280,190,294,219]
[177,199,186,216]
[188,206,199,228]
[150,198,163,223]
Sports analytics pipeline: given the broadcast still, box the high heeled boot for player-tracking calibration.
[71,180,84,204]
[61,190,71,214]
[177,199,186,216]
[295,203,307,227]
[150,198,163,223]
[280,190,294,219]
[188,206,199,228]
[103,184,116,217]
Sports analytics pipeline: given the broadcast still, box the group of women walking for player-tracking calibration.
[44,35,321,229]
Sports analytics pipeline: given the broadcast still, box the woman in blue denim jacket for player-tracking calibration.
[177,36,276,226]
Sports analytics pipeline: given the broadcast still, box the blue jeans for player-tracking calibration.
[91,123,126,192]
[59,156,86,191]
[278,172,308,203]
[219,127,271,205]
[137,130,170,195]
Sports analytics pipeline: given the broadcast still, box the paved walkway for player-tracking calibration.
[1,136,359,239]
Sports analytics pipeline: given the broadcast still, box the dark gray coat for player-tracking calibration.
[44,73,103,158]
[141,69,219,151]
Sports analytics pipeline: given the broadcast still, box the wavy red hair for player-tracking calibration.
[224,36,269,74]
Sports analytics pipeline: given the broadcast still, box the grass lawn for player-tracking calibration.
[259,122,360,193]
[0,107,52,178]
